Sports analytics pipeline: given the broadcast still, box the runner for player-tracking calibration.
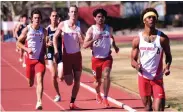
[131,8,172,111]
[53,5,84,110]
[46,10,62,102]
[83,8,119,108]
[15,14,28,67]
[13,16,22,52]
[17,9,47,110]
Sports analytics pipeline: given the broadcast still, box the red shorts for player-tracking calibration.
[92,55,113,79]
[26,59,45,79]
[63,51,82,75]
[138,75,165,98]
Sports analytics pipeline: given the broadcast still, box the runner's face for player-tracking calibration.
[19,17,23,22]
[95,13,105,25]
[68,7,78,20]
[50,11,58,24]
[22,17,27,24]
[144,15,157,28]
[32,14,41,25]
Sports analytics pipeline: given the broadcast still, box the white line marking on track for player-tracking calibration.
[80,83,136,112]
[2,58,65,111]
[2,57,136,111]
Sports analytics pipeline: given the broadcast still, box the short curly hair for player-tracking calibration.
[93,8,107,17]
[141,7,159,22]
[31,9,42,20]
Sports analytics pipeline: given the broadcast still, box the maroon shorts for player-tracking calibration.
[63,51,82,75]
[26,59,45,79]
[92,55,113,79]
[138,75,165,98]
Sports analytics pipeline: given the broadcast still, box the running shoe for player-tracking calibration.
[103,98,110,108]
[69,103,79,110]
[54,95,61,102]
[19,58,23,62]
[22,63,26,68]
[35,101,42,110]
[96,94,103,104]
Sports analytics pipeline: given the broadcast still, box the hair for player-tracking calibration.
[93,8,107,17]
[69,5,78,12]
[21,14,27,18]
[50,10,58,17]
[51,10,57,14]
[30,9,42,20]
[141,7,159,22]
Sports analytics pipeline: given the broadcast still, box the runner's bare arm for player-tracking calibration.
[160,33,172,74]
[53,22,63,54]
[110,27,119,53]
[45,27,50,47]
[16,27,28,52]
[83,27,95,49]
[43,28,48,54]
[78,31,85,45]
[15,24,21,39]
[131,37,141,72]
[13,23,18,38]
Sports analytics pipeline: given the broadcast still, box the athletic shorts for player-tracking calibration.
[92,55,113,79]
[47,46,62,64]
[26,59,45,79]
[138,75,165,99]
[62,51,82,75]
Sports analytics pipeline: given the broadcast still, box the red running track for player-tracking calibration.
[1,43,145,111]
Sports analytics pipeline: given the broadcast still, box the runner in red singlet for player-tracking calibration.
[131,8,172,111]
[83,8,119,108]
[53,5,84,110]
[17,9,47,110]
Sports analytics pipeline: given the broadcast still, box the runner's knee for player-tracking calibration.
[64,75,73,86]
[103,68,111,80]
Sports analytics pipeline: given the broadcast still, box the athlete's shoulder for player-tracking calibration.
[23,25,29,31]
[87,25,94,34]
[46,25,50,30]
[20,26,29,35]
[132,36,140,47]
[158,30,168,39]
[158,30,169,45]
[58,21,65,29]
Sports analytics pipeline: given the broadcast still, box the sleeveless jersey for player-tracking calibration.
[92,24,111,58]
[62,20,81,54]
[17,24,26,36]
[47,25,62,49]
[26,25,45,59]
[138,31,163,80]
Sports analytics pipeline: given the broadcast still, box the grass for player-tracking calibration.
[81,40,183,111]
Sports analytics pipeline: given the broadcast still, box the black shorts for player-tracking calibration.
[47,46,62,64]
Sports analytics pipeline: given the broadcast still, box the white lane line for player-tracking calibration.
[80,83,136,112]
[2,58,65,110]
[2,57,136,111]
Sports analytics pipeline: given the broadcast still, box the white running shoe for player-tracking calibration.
[19,58,23,62]
[54,95,61,102]
[35,101,42,110]
[22,63,26,68]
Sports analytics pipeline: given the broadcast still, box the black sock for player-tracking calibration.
[70,97,76,103]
